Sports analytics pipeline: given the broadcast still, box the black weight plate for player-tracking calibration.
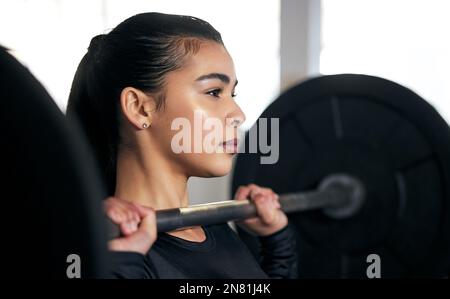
[232,74,450,278]
[0,47,109,278]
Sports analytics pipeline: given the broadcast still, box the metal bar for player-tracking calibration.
[107,174,362,237]
[156,184,350,232]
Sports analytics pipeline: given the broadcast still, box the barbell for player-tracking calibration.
[154,174,365,232]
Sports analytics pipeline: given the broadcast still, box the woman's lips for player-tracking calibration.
[221,138,238,153]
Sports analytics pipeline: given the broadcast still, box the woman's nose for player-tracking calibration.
[227,109,246,128]
[226,100,246,128]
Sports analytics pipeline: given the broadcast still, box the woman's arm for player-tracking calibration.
[258,224,298,279]
[234,184,298,279]
[103,197,157,279]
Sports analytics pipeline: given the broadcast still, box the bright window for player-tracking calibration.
[321,0,450,124]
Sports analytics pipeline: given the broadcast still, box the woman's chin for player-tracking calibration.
[203,156,234,177]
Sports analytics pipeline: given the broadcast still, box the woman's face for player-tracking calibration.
[150,40,246,177]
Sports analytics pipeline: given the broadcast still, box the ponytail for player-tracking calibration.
[67,35,119,195]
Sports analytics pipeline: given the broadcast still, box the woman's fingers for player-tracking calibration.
[104,197,141,236]
[131,204,157,243]
[120,221,138,236]
[104,198,158,254]
[235,184,279,206]
[133,203,155,218]
[235,184,272,200]
[234,185,251,201]
[234,184,288,237]
[108,207,157,255]
[136,208,157,244]
[234,184,280,223]
[252,194,276,225]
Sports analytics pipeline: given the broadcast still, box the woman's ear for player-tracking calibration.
[119,87,156,130]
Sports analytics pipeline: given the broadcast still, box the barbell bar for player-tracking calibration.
[153,174,364,233]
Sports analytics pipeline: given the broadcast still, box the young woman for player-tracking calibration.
[67,12,297,279]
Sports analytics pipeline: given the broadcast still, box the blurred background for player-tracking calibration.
[1,0,449,204]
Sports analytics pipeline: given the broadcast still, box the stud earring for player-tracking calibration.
[142,123,148,129]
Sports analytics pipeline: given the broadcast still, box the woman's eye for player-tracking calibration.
[206,89,237,99]
[206,89,221,98]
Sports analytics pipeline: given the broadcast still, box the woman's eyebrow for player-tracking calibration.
[196,73,238,86]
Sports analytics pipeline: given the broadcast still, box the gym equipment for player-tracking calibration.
[0,46,109,278]
[232,74,450,278]
[155,174,365,232]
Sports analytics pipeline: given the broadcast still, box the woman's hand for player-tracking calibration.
[234,184,288,237]
[103,197,157,255]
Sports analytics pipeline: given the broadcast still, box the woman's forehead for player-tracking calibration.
[180,41,236,81]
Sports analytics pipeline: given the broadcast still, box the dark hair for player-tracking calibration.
[66,12,224,195]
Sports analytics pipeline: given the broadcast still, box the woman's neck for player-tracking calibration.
[114,146,189,210]
[114,144,207,242]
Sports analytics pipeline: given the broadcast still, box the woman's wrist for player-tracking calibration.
[251,212,289,237]
[258,221,290,240]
